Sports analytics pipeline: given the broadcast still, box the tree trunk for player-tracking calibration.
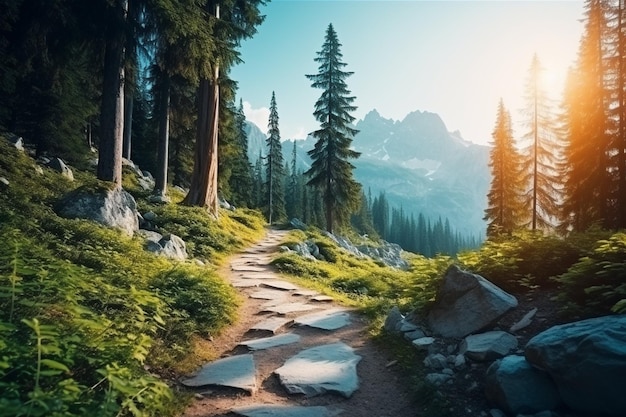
[154,73,170,197]
[182,5,220,216]
[97,0,127,188]
[123,87,133,160]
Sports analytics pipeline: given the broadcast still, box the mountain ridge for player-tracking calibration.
[245,109,490,237]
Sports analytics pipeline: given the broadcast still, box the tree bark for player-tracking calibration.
[154,73,170,196]
[97,0,127,188]
[123,87,133,160]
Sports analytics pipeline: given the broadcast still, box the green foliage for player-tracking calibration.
[0,140,265,416]
[457,230,604,293]
[272,229,452,321]
[555,232,626,316]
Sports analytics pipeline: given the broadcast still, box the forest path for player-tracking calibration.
[181,228,415,417]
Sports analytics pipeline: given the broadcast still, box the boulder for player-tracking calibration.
[7,134,24,151]
[56,187,139,236]
[427,265,518,338]
[525,315,626,417]
[289,218,307,230]
[485,355,561,416]
[383,306,404,334]
[423,353,448,370]
[460,331,518,362]
[46,157,74,181]
[158,234,188,260]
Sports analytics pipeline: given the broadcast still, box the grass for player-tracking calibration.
[0,137,266,416]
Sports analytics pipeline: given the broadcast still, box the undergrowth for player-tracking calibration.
[0,138,265,416]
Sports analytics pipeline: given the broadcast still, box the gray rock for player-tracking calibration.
[384,306,404,334]
[239,333,301,351]
[427,265,518,338]
[510,308,538,333]
[485,355,560,415]
[182,354,257,394]
[250,317,293,334]
[0,177,9,186]
[260,280,300,291]
[404,328,426,341]
[398,319,419,332]
[460,331,518,362]
[425,372,452,386]
[424,353,448,370]
[289,218,307,230]
[149,193,171,204]
[232,404,342,417]
[274,342,361,398]
[7,134,24,151]
[56,187,139,236]
[453,354,466,369]
[294,308,352,330]
[261,302,319,315]
[525,315,626,417]
[158,234,188,260]
[412,336,436,350]
[143,211,157,221]
[46,157,74,181]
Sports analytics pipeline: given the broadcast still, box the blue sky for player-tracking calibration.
[230,0,585,146]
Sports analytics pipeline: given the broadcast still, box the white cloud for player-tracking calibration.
[242,101,269,134]
[289,127,308,140]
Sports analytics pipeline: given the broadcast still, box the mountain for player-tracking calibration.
[246,109,490,237]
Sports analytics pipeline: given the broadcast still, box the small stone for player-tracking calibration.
[412,336,435,350]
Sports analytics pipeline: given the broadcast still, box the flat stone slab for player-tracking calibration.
[294,308,352,330]
[232,405,342,417]
[248,289,289,300]
[240,333,301,351]
[240,273,277,280]
[232,265,266,273]
[261,280,300,291]
[262,302,320,315]
[293,289,319,297]
[274,342,362,398]
[311,295,334,302]
[250,317,293,333]
[181,354,256,393]
[231,279,262,288]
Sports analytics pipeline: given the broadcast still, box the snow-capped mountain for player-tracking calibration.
[246,109,490,237]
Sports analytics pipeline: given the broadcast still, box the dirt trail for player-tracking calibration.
[181,228,416,417]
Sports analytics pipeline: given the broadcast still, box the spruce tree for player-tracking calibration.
[520,54,562,231]
[305,23,361,233]
[265,91,286,224]
[484,99,525,238]
[561,0,612,231]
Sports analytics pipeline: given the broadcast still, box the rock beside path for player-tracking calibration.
[181,354,257,394]
[427,265,518,338]
[525,315,626,417]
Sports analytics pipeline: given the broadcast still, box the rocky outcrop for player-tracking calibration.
[427,265,518,338]
[56,186,139,236]
[485,355,561,416]
[525,315,626,417]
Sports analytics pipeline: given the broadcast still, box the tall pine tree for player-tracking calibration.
[520,54,562,231]
[305,23,361,233]
[265,91,286,224]
[484,99,525,238]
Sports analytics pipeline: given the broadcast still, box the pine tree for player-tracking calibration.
[265,92,286,223]
[484,99,525,238]
[561,0,612,231]
[305,23,361,233]
[228,99,254,207]
[519,54,563,231]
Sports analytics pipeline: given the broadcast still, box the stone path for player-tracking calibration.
[181,229,414,417]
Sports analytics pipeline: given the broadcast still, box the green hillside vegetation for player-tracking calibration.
[2,134,626,416]
[0,138,265,416]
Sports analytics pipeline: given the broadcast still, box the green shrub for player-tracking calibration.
[555,232,626,316]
